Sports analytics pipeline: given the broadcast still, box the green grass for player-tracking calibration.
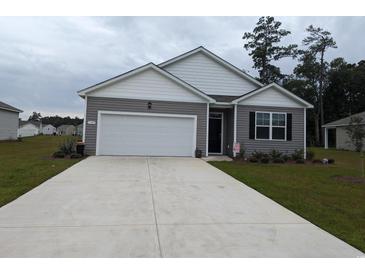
[209,148,365,253]
[0,136,82,207]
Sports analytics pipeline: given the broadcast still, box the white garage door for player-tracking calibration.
[97,112,197,156]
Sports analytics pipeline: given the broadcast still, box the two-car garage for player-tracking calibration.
[96,111,197,157]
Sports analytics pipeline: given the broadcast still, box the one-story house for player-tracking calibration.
[57,125,76,136]
[78,46,313,157]
[323,111,365,151]
[42,124,56,135]
[0,101,23,140]
[76,123,83,136]
[18,121,42,137]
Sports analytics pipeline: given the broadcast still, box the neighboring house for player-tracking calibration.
[76,123,83,136]
[18,121,42,137]
[42,124,56,135]
[0,101,22,140]
[323,111,365,151]
[78,46,313,157]
[57,125,76,136]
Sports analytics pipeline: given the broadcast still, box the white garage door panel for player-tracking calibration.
[98,113,196,156]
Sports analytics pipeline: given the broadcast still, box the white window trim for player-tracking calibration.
[255,111,287,141]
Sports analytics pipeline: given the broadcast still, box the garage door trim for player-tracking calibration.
[96,110,197,156]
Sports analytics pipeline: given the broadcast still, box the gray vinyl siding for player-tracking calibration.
[163,52,259,96]
[85,96,207,156]
[236,105,304,156]
[335,126,365,151]
[0,109,19,140]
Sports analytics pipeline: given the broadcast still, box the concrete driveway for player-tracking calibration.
[0,157,362,257]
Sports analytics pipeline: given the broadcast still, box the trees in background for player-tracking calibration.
[244,17,365,146]
[242,16,298,84]
[26,114,83,128]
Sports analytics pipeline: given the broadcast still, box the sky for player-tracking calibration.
[1,16,364,119]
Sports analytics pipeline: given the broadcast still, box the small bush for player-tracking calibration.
[249,157,258,163]
[70,153,82,159]
[53,151,65,158]
[261,157,270,164]
[273,158,285,164]
[328,158,335,164]
[251,151,267,161]
[239,148,246,159]
[269,149,283,161]
[291,149,304,161]
[306,150,315,160]
[312,159,322,164]
[17,136,23,142]
[58,138,76,155]
[282,154,290,162]
[296,159,305,164]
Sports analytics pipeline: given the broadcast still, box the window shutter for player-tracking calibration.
[249,112,255,139]
[287,113,292,141]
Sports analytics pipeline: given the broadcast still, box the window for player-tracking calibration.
[255,112,286,140]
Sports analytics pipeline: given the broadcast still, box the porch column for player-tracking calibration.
[324,127,328,149]
[233,104,237,158]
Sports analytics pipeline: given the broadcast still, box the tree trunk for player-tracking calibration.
[314,112,320,146]
[319,50,325,145]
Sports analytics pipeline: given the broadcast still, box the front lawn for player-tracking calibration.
[209,148,365,253]
[0,136,82,207]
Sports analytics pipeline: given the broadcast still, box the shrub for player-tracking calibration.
[306,150,315,160]
[282,154,290,162]
[291,149,304,161]
[58,138,76,155]
[70,153,82,159]
[312,159,322,164]
[261,157,270,164]
[269,149,283,161]
[251,151,266,161]
[249,157,258,163]
[239,147,246,160]
[273,158,285,164]
[296,159,305,164]
[328,158,335,164]
[53,151,65,158]
[17,136,23,142]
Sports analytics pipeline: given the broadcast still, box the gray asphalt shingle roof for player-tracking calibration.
[0,101,22,113]
[323,111,365,127]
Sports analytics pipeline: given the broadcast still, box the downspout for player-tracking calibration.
[82,96,87,142]
[206,102,209,157]
[304,108,307,159]
[233,103,237,158]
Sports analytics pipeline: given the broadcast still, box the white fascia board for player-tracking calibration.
[159,47,264,88]
[232,83,314,108]
[77,63,215,103]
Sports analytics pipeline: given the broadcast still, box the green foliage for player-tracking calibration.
[251,150,266,161]
[58,138,76,155]
[0,136,81,207]
[269,149,283,161]
[291,149,304,161]
[346,116,365,152]
[243,16,297,84]
[209,147,365,253]
[70,153,82,159]
[53,151,65,158]
[306,150,315,160]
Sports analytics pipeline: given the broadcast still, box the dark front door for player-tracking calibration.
[209,112,223,154]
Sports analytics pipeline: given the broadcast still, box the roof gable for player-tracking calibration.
[160,47,263,96]
[0,101,22,113]
[232,83,313,108]
[78,63,214,103]
[323,111,365,127]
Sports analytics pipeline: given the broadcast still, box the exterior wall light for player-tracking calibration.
[147,101,152,109]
